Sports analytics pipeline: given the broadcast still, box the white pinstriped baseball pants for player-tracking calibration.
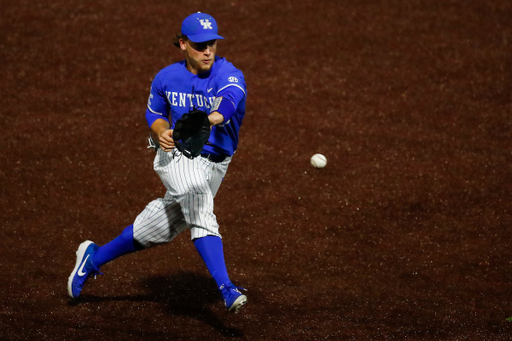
[133,149,231,248]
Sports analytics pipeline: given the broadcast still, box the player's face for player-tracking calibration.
[180,39,217,75]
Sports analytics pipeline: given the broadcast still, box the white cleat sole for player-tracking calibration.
[67,240,94,298]
[229,295,248,313]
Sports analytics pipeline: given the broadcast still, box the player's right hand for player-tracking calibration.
[159,129,175,152]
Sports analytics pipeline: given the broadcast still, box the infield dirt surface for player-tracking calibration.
[1,0,511,340]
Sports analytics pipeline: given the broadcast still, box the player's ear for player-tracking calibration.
[179,39,187,51]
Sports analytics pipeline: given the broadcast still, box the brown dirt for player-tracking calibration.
[1,0,511,340]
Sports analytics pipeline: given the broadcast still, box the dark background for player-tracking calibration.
[1,0,511,339]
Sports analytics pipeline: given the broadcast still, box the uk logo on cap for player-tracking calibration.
[199,19,213,29]
[181,12,225,43]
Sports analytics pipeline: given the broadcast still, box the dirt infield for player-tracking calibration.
[1,0,511,340]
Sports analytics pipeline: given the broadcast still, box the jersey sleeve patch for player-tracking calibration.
[211,97,222,112]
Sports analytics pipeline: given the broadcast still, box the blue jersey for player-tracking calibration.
[145,56,247,156]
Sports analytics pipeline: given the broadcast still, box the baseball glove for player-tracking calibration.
[173,109,211,159]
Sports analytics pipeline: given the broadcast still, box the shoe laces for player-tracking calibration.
[92,271,104,280]
[220,283,246,296]
[88,260,103,279]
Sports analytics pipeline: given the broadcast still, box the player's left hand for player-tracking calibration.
[159,129,175,152]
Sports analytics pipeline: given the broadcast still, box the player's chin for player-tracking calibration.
[199,62,213,72]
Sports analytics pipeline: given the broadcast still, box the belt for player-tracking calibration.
[200,153,227,163]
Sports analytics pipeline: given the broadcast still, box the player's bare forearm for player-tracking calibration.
[208,112,224,126]
[151,118,174,152]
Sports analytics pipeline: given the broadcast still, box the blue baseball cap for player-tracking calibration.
[181,12,224,43]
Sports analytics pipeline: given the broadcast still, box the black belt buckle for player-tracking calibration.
[201,153,227,163]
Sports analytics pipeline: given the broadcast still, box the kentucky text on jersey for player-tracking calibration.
[165,92,216,109]
[147,90,216,113]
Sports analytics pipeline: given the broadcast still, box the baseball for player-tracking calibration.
[310,153,327,168]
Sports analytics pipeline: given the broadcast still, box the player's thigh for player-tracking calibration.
[205,157,232,198]
[133,198,189,248]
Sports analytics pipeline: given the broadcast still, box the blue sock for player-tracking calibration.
[194,236,231,288]
[92,225,144,267]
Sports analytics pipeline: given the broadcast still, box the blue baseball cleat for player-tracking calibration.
[220,283,247,313]
[67,240,101,299]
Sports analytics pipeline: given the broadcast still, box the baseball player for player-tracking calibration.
[67,12,248,313]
